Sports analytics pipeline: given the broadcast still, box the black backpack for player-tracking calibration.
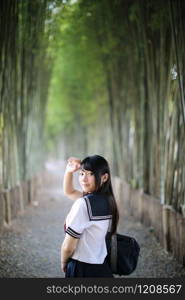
[105,232,140,276]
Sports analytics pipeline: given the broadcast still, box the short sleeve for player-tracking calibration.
[65,198,89,239]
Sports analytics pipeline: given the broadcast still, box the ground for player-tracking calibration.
[0,160,185,278]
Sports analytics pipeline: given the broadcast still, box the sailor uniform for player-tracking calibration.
[64,193,113,277]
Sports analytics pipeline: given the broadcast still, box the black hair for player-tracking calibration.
[80,155,119,235]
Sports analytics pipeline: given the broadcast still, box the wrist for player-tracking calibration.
[65,170,74,174]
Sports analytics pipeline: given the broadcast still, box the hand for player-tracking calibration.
[66,157,81,173]
[61,261,67,273]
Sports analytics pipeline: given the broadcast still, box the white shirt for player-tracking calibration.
[65,197,111,264]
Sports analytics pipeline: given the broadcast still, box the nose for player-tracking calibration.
[82,173,88,182]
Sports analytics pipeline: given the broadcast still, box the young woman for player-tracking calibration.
[61,155,119,277]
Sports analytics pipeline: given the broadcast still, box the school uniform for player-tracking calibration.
[64,193,113,277]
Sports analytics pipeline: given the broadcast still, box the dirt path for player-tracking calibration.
[0,160,185,278]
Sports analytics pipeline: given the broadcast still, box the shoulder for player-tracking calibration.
[66,197,89,224]
[72,197,86,208]
[70,197,87,214]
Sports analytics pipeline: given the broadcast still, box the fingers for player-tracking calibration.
[61,262,67,273]
[67,157,81,164]
[68,161,80,168]
[67,157,81,171]
[66,159,81,173]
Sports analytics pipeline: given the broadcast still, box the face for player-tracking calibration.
[79,168,109,193]
[79,168,96,193]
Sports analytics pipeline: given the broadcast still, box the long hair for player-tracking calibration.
[80,155,119,235]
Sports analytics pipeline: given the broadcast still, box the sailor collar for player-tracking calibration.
[83,193,112,221]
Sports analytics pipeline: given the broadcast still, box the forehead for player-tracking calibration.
[80,168,92,172]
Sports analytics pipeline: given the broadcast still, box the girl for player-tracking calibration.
[61,155,119,277]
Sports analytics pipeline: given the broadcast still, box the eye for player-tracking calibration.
[86,171,94,176]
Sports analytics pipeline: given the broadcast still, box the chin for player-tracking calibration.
[83,188,93,193]
[83,189,91,193]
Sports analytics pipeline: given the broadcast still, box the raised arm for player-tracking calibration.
[63,157,83,200]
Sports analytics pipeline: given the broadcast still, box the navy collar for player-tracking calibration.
[83,193,112,221]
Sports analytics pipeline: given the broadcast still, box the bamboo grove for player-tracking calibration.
[0,0,53,188]
[47,0,185,214]
[0,0,185,216]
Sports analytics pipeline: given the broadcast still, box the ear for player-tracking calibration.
[101,173,109,184]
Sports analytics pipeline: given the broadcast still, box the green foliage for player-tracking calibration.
[44,0,185,213]
[45,0,107,146]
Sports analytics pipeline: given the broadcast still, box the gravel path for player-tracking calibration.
[0,161,185,278]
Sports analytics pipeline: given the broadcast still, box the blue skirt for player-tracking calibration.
[65,258,113,278]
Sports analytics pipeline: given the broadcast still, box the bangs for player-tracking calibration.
[81,155,109,175]
[80,158,95,172]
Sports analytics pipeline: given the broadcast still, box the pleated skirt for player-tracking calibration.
[65,258,113,278]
